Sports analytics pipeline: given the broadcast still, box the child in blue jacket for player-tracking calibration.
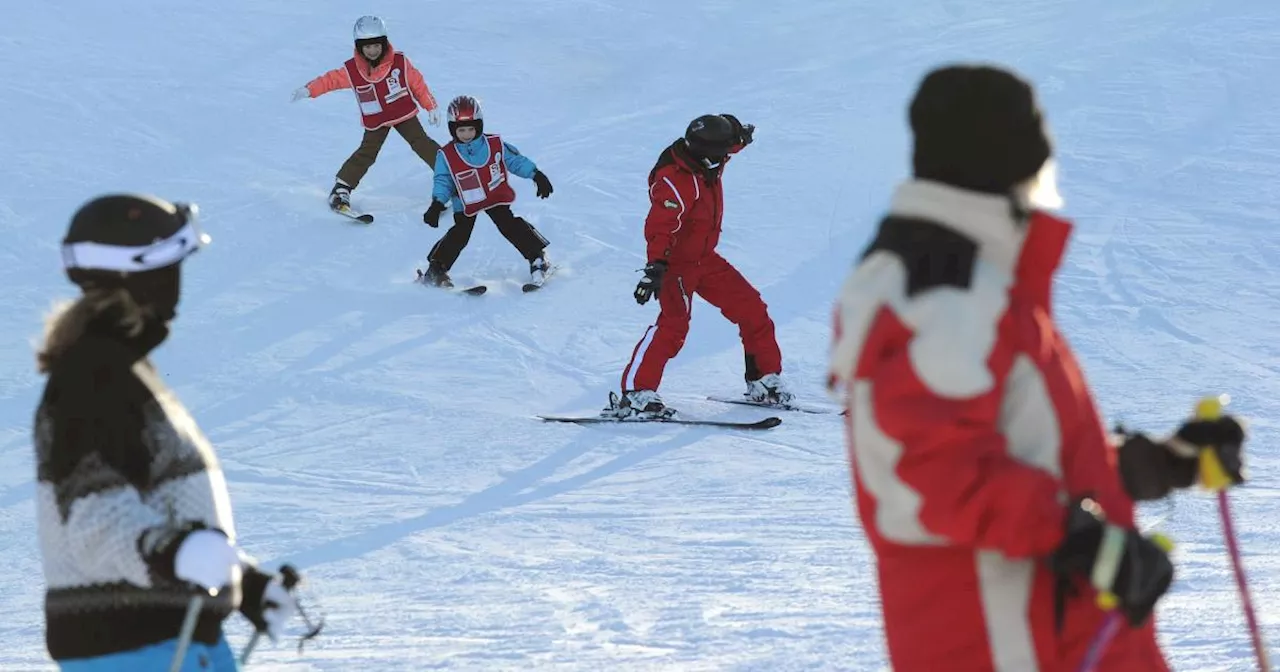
[420,95,554,288]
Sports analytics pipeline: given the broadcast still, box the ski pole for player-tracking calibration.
[1194,395,1271,671]
[170,588,215,672]
[1077,611,1122,672]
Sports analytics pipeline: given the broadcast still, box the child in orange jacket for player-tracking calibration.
[292,16,443,216]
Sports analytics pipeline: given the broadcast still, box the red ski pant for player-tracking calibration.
[621,253,782,392]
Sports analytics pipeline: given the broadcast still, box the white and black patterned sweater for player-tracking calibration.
[34,319,271,661]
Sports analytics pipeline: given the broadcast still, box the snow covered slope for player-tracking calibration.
[3,0,1280,669]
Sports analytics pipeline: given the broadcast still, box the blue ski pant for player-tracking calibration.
[58,636,238,671]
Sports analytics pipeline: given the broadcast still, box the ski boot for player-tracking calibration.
[529,253,551,285]
[328,182,352,210]
[745,373,794,406]
[602,389,677,420]
[416,261,453,288]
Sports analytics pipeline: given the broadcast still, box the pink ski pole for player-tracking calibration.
[1077,611,1122,672]
[1195,395,1270,671]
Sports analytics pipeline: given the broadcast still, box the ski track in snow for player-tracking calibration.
[2,0,1280,669]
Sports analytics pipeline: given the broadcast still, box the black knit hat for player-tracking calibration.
[908,64,1052,194]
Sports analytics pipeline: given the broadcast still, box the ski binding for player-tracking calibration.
[331,203,374,224]
[522,264,558,293]
[414,269,486,295]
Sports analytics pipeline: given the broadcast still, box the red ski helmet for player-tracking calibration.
[447,95,484,141]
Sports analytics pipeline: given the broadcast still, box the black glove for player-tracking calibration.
[721,113,754,147]
[1173,415,1246,482]
[1049,498,1174,627]
[423,200,447,227]
[532,170,553,199]
[634,260,667,305]
[240,564,301,640]
[1116,415,1245,501]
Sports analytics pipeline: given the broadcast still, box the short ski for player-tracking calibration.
[332,203,374,224]
[414,270,486,295]
[538,414,782,430]
[707,395,845,415]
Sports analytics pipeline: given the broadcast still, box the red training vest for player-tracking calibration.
[344,52,418,131]
[442,134,518,216]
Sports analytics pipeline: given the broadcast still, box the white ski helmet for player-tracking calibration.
[353,16,387,41]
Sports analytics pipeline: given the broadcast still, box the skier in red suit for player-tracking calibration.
[607,114,791,419]
[828,63,1250,671]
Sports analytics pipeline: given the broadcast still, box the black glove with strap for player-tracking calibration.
[532,170,553,199]
[1116,414,1245,501]
[423,200,447,227]
[634,260,667,305]
[1049,497,1174,627]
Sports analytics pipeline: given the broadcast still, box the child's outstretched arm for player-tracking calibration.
[298,66,352,100]
[501,142,538,179]
[403,57,440,125]
[503,142,553,199]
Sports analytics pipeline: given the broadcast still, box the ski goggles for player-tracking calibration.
[61,202,211,273]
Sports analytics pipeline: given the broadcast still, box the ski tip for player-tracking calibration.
[759,417,783,428]
[462,285,487,295]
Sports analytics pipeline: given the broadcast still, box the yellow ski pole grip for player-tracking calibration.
[1194,395,1233,491]
[1195,395,1225,421]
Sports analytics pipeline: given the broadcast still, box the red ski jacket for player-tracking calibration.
[643,141,743,268]
[828,180,1171,672]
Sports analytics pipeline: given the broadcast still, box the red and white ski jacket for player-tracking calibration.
[827,180,1171,671]
[643,141,743,267]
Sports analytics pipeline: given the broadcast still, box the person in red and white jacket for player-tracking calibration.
[292,16,443,212]
[827,63,1248,671]
[608,114,791,419]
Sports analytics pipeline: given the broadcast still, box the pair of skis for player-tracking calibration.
[538,395,843,431]
[413,264,555,296]
[331,203,555,294]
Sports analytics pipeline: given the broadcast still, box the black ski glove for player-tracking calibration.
[1049,498,1174,627]
[634,260,667,305]
[721,113,755,147]
[1116,415,1246,501]
[240,564,301,641]
[423,200,447,227]
[533,170,554,199]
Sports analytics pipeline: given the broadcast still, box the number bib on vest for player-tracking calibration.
[442,135,518,216]
[344,53,419,131]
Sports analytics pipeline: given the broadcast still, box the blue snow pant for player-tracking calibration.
[58,636,238,671]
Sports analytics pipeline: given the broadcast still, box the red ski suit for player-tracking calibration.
[621,141,782,392]
[828,180,1171,672]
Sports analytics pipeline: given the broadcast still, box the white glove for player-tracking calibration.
[259,575,299,642]
[291,86,310,102]
[427,108,441,126]
[174,530,243,593]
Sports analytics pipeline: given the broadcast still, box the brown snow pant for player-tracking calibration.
[336,115,441,189]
